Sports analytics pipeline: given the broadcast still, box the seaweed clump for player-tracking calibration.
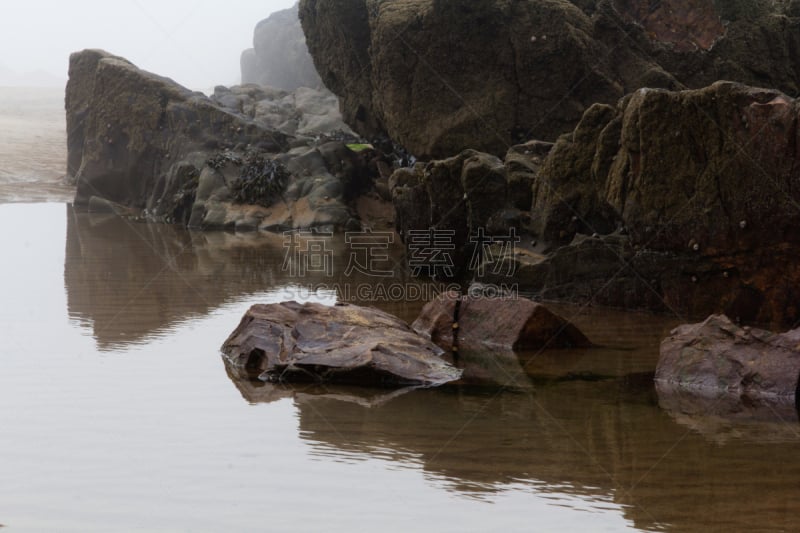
[232,155,290,207]
[207,151,291,207]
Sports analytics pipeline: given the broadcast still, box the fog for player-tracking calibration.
[0,0,296,91]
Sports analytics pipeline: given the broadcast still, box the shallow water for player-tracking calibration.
[1,204,799,532]
[2,89,800,533]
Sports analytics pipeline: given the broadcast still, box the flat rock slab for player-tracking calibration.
[411,291,591,351]
[656,314,800,399]
[222,301,462,387]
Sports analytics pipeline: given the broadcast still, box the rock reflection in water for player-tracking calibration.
[63,205,426,349]
[226,363,419,407]
[226,358,800,532]
[656,381,800,445]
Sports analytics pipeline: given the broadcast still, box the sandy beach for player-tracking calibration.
[0,86,73,202]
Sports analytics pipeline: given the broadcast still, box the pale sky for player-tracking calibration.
[0,0,296,91]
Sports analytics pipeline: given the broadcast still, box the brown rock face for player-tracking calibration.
[656,315,800,400]
[299,0,800,157]
[521,81,800,327]
[533,82,800,253]
[221,302,462,387]
[412,291,592,351]
[614,0,726,52]
[390,149,511,277]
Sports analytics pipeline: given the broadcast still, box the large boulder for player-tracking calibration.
[66,49,382,232]
[532,82,800,253]
[66,49,289,212]
[412,291,592,351]
[221,301,462,387]
[299,0,800,158]
[656,315,800,401]
[519,81,800,326]
[241,4,322,90]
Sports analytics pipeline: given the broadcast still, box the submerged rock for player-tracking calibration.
[299,0,800,157]
[221,302,462,387]
[656,315,800,400]
[412,291,591,351]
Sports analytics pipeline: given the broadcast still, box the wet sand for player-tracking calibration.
[0,86,73,202]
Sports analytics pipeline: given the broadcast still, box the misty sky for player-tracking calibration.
[0,0,296,91]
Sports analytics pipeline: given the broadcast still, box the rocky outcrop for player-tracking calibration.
[241,3,322,91]
[516,81,800,326]
[383,80,800,325]
[532,82,800,252]
[221,301,462,387]
[66,49,385,232]
[299,0,800,158]
[67,50,286,210]
[210,84,353,138]
[412,291,591,351]
[390,149,531,280]
[656,315,800,400]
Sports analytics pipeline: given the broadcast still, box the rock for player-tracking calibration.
[412,291,591,351]
[299,0,800,158]
[532,82,800,252]
[65,49,126,180]
[221,301,462,387]
[299,0,378,138]
[504,140,554,211]
[483,232,667,312]
[210,84,355,138]
[390,149,509,279]
[185,143,368,232]
[523,81,800,326]
[66,49,379,233]
[241,4,322,90]
[67,49,289,211]
[655,315,800,400]
[240,48,258,87]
